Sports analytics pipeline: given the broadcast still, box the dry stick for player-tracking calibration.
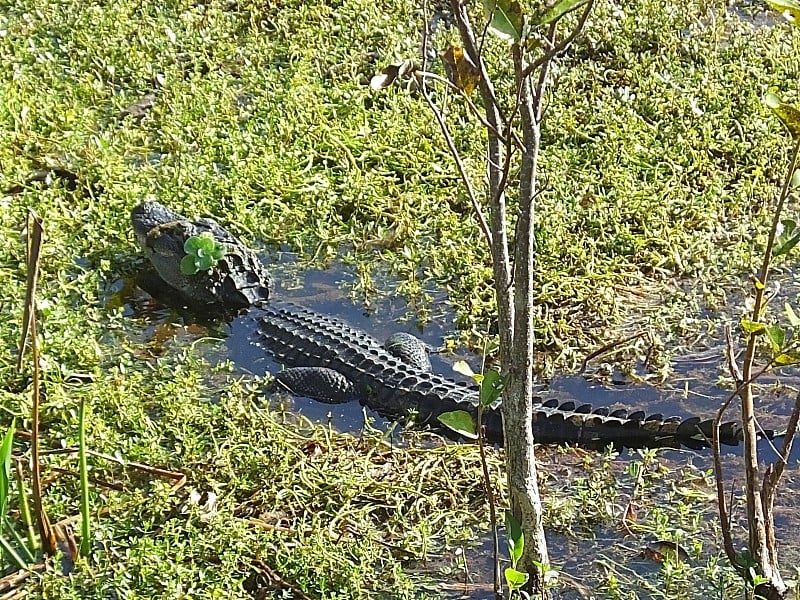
[714,325,742,567]
[20,210,56,556]
[578,332,645,373]
[0,564,46,593]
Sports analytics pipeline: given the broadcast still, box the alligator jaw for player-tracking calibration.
[130,202,271,312]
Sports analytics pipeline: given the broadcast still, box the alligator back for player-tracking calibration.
[255,303,744,449]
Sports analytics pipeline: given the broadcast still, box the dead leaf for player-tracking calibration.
[643,540,690,562]
[439,47,480,95]
[370,60,417,90]
[120,92,156,121]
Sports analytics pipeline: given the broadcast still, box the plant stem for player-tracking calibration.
[0,530,29,571]
[476,406,502,598]
[15,459,37,553]
[78,396,91,558]
[739,136,800,589]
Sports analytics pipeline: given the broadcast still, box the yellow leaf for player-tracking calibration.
[765,92,800,138]
[440,47,481,96]
[766,0,800,23]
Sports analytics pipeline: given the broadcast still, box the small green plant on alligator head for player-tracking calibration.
[180,232,226,275]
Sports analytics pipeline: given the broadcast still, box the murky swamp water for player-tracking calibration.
[120,254,800,598]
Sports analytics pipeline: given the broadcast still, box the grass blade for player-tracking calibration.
[78,396,91,557]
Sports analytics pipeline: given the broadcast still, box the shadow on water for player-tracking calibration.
[119,254,800,597]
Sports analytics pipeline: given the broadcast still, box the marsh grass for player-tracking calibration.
[0,0,798,596]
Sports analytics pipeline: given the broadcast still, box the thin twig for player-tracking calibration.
[419,1,493,244]
[415,70,516,147]
[519,0,594,81]
[713,325,740,566]
[418,71,494,247]
[578,332,645,373]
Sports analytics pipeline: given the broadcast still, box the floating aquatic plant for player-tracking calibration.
[180,232,226,275]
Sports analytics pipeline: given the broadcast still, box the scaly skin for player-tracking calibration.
[131,202,271,311]
[131,201,756,449]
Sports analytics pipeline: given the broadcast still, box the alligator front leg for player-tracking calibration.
[272,330,434,404]
[273,367,358,404]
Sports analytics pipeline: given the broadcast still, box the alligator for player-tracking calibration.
[130,201,758,449]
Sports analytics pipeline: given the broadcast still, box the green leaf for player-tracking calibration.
[184,232,218,256]
[184,235,203,255]
[181,232,225,274]
[741,319,765,335]
[504,510,524,563]
[786,303,800,327]
[0,421,14,520]
[765,93,800,138]
[765,324,785,352]
[452,360,475,378]
[437,411,478,439]
[479,370,504,407]
[482,0,524,42]
[504,567,529,588]
[774,219,800,256]
[766,0,800,22]
[180,254,199,275]
[774,352,800,366]
[536,0,588,26]
[195,254,214,271]
[210,244,226,260]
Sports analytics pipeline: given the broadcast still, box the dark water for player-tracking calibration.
[222,254,476,434]
[121,255,800,596]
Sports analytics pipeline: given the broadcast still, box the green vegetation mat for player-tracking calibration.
[0,0,798,596]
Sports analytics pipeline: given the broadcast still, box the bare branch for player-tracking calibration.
[417,76,494,247]
[713,325,741,567]
[418,2,495,245]
[413,70,521,148]
[450,0,513,352]
[519,0,595,82]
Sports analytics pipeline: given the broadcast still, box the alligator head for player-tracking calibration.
[131,201,271,312]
